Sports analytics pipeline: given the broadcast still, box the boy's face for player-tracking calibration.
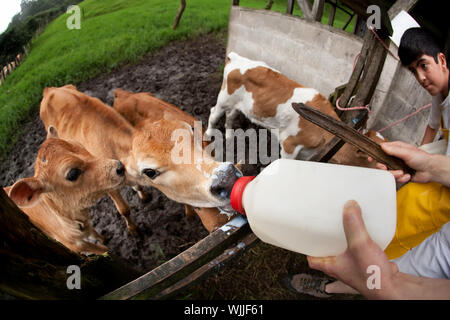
[407,53,448,96]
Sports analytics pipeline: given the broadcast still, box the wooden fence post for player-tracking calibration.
[296,0,324,21]
[287,0,295,14]
[173,0,186,30]
[328,0,337,26]
[0,189,139,299]
[265,0,274,10]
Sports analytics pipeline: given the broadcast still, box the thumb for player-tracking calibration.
[342,200,371,250]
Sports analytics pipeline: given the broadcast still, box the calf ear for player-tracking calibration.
[46,125,59,139]
[8,177,46,208]
[63,84,77,90]
[163,110,177,121]
[114,88,129,99]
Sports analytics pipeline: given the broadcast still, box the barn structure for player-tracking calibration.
[1,0,448,300]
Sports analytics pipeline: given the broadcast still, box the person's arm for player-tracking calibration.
[421,124,439,145]
[307,200,450,300]
[372,141,450,187]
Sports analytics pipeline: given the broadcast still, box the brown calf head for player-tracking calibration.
[113,88,196,127]
[125,118,242,211]
[9,127,126,211]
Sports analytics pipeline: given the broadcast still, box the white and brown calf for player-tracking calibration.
[206,52,383,167]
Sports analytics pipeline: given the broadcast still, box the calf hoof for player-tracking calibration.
[127,223,138,236]
[133,186,152,203]
[138,191,152,203]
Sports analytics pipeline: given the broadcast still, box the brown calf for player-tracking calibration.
[5,127,125,254]
[113,89,236,232]
[40,85,241,233]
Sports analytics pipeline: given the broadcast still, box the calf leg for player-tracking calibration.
[205,95,229,137]
[194,207,235,233]
[184,204,196,219]
[225,109,240,140]
[85,220,105,244]
[132,185,150,202]
[108,189,137,235]
[78,241,110,255]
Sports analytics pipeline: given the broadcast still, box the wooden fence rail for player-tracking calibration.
[0,44,29,86]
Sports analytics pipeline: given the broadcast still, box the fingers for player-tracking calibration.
[307,255,336,273]
[342,200,369,249]
[380,141,414,159]
[307,200,367,273]
[375,162,388,171]
[396,173,412,184]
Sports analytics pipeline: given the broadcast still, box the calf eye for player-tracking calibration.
[142,168,160,180]
[66,168,82,182]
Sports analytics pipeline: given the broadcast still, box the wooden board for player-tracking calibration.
[100,216,251,300]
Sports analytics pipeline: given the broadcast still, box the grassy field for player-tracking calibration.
[0,0,355,158]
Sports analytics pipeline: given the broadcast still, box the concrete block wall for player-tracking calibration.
[226,6,432,146]
[227,7,363,96]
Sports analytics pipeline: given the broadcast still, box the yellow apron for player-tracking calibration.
[385,119,450,260]
[385,182,450,259]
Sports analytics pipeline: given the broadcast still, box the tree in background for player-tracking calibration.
[0,0,83,66]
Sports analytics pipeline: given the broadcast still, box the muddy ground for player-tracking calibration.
[0,32,360,300]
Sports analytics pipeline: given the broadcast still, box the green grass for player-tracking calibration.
[0,0,355,158]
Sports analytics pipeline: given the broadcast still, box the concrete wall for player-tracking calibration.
[227,7,363,96]
[226,6,432,145]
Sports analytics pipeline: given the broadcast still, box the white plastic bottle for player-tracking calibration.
[230,159,397,257]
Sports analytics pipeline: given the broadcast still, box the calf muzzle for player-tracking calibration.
[210,163,242,199]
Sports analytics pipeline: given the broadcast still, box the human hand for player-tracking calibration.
[368,141,433,184]
[307,200,400,299]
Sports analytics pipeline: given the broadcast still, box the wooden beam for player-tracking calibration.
[338,30,375,112]
[348,33,388,113]
[265,0,274,10]
[296,0,313,19]
[387,0,419,19]
[172,0,186,30]
[0,188,138,299]
[312,0,325,22]
[287,0,295,14]
[305,110,368,163]
[100,216,251,300]
[154,233,259,299]
[328,0,337,26]
[340,0,393,37]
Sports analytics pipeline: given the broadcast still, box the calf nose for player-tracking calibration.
[116,161,125,176]
[210,163,242,199]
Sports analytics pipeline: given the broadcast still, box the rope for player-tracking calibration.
[368,26,400,62]
[335,95,371,114]
[334,51,371,114]
[377,103,432,133]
